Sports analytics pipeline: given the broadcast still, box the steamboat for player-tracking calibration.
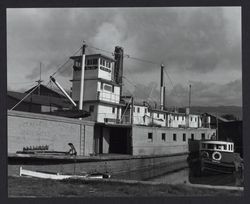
[8,41,225,179]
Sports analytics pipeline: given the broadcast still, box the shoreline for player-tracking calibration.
[8,176,243,197]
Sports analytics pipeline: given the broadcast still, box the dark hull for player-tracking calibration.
[188,151,243,176]
[201,160,236,174]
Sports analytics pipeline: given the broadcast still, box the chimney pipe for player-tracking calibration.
[114,46,124,95]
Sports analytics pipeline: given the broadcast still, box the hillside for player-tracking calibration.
[190,106,242,120]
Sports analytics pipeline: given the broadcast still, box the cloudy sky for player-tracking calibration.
[7,7,242,107]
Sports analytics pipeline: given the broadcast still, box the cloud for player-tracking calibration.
[7,7,241,107]
[130,79,242,107]
[7,7,241,78]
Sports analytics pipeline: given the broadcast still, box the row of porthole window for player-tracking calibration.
[147,133,206,142]
[172,116,198,122]
[147,133,186,142]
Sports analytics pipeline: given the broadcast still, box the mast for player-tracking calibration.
[160,64,164,110]
[79,42,86,110]
[36,62,43,95]
[189,84,191,110]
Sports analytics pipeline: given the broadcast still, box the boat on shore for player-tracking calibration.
[19,166,111,180]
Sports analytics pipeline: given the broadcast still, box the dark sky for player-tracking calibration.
[7,7,242,107]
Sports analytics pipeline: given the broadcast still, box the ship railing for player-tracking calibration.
[97,91,120,103]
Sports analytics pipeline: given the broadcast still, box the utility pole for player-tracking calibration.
[36,62,43,95]
[79,41,86,110]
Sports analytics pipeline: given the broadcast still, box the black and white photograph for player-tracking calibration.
[6,7,243,197]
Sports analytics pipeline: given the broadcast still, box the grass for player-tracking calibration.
[8,176,243,197]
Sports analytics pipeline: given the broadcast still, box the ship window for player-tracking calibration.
[100,58,105,66]
[190,117,193,121]
[106,61,111,68]
[112,85,114,92]
[201,133,205,140]
[89,105,94,112]
[157,113,159,118]
[87,59,93,65]
[112,107,116,114]
[216,145,225,150]
[202,143,206,149]
[191,134,194,140]
[93,58,98,65]
[75,60,81,67]
[162,133,166,141]
[137,107,140,113]
[183,133,186,141]
[207,144,214,149]
[148,132,153,142]
[173,133,177,141]
[163,114,166,119]
[145,108,147,114]
[100,82,103,89]
[104,84,112,92]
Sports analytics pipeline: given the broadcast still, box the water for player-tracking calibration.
[114,164,243,187]
[145,168,243,187]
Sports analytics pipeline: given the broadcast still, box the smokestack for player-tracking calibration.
[114,46,124,94]
[160,64,164,110]
[163,86,166,110]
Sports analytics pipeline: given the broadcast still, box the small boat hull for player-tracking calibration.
[19,167,111,180]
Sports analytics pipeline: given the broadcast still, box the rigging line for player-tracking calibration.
[163,69,184,107]
[50,46,82,77]
[123,76,156,104]
[120,97,132,122]
[8,81,35,84]
[125,56,159,65]
[163,68,175,89]
[10,83,41,111]
[87,44,159,66]
[87,45,114,55]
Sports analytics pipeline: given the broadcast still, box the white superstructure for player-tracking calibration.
[70,54,124,123]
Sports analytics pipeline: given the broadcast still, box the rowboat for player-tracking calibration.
[19,166,111,180]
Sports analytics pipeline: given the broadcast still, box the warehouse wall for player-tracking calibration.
[8,110,95,156]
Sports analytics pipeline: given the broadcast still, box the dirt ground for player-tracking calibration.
[8,176,243,197]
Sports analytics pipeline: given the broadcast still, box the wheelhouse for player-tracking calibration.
[200,141,234,153]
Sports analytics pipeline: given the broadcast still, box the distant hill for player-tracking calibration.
[190,106,242,120]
